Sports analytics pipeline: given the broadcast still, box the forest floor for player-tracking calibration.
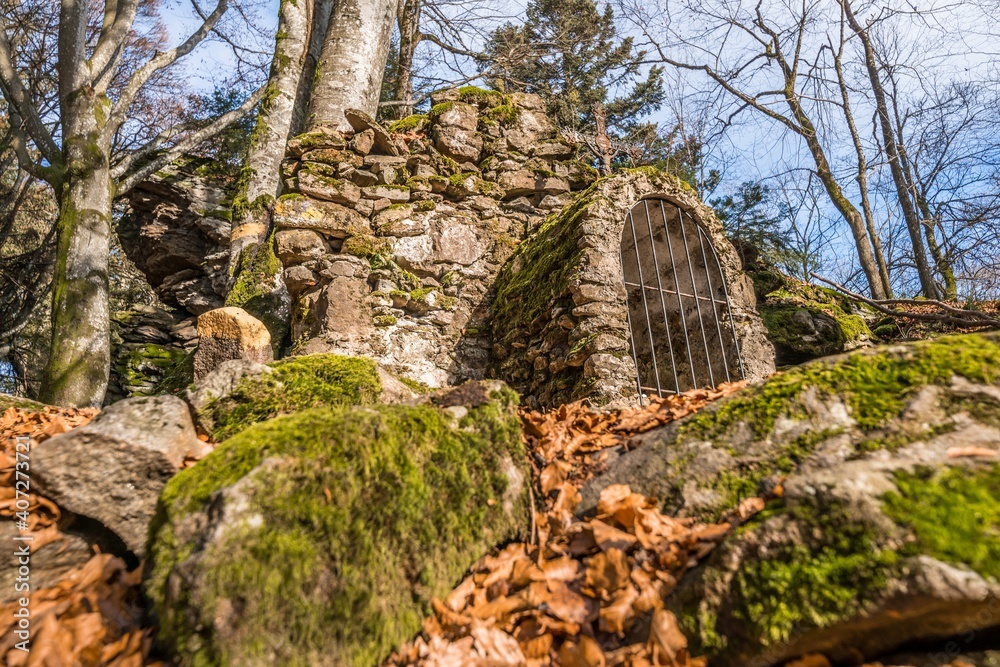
[0,356,992,666]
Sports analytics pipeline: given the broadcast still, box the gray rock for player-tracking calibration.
[361,184,410,203]
[434,124,484,163]
[298,172,363,206]
[272,196,367,238]
[577,334,1000,666]
[344,108,400,156]
[32,395,206,556]
[275,229,328,265]
[185,359,273,414]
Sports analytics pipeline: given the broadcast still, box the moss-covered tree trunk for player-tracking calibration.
[39,92,114,407]
[226,0,333,345]
[229,0,319,268]
[308,0,399,131]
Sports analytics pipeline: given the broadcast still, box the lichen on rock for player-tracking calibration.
[576,332,1000,666]
[146,382,530,667]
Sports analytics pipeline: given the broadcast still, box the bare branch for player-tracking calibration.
[0,21,60,163]
[90,0,141,89]
[109,0,229,133]
[811,273,1000,327]
[116,81,266,194]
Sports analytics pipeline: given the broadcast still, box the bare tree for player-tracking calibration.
[619,0,890,298]
[0,0,267,407]
[841,0,938,298]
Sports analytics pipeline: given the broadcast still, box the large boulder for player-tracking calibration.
[193,307,273,381]
[749,266,877,365]
[32,395,206,556]
[188,353,385,441]
[118,156,231,316]
[579,333,1000,665]
[146,381,530,667]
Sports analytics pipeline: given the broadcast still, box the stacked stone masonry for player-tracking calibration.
[275,88,600,388]
[490,169,775,407]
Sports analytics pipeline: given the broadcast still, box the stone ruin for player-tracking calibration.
[119,86,775,406]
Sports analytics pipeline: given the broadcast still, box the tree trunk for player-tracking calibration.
[832,31,893,298]
[783,91,888,299]
[39,93,113,407]
[229,0,317,269]
[842,1,939,298]
[393,0,421,119]
[308,0,399,131]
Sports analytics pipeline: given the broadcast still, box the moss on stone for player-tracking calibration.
[681,498,901,655]
[341,234,393,263]
[373,314,397,327]
[414,199,436,212]
[457,86,508,109]
[0,393,47,411]
[397,376,431,394]
[883,464,1000,580]
[200,354,382,441]
[683,333,1000,443]
[225,232,287,350]
[427,102,456,123]
[753,272,875,364]
[482,104,519,126]
[733,505,899,647]
[153,349,196,396]
[115,344,190,396]
[388,114,428,133]
[148,390,529,667]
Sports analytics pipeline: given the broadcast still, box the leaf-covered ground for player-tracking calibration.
[0,391,986,666]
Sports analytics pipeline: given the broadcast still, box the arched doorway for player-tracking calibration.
[619,198,745,396]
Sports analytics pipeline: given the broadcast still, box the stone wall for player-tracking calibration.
[490,169,775,408]
[119,157,232,315]
[274,87,598,387]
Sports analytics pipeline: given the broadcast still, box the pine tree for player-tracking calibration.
[483,0,663,136]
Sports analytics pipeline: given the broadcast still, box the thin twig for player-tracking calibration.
[810,273,1000,328]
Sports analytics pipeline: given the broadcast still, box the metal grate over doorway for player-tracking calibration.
[619,199,745,397]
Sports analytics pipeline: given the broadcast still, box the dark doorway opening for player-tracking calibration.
[619,199,745,396]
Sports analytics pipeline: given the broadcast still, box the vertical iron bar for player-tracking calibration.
[659,200,697,390]
[627,209,662,397]
[677,208,716,388]
[641,200,679,394]
[697,227,732,383]
[707,235,746,379]
[619,246,645,402]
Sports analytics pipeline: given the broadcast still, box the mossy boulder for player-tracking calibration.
[146,381,530,667]
[0,393,47,412]
[194,353,383,441]
[751,268,876,365]
[578,333,1000,665]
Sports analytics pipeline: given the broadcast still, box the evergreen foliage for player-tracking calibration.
[483,0,663,135]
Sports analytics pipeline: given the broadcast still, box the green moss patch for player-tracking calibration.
[388,114,428,133]
[200,354,382,441]
[0,393,47,412]
[457,86,507,109]
[225,232,287,350]
[683,333,1000,441]
[883,464,1000,580]
[680,500,900,655]
[148,392,530,667]
[752,271,876,364]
